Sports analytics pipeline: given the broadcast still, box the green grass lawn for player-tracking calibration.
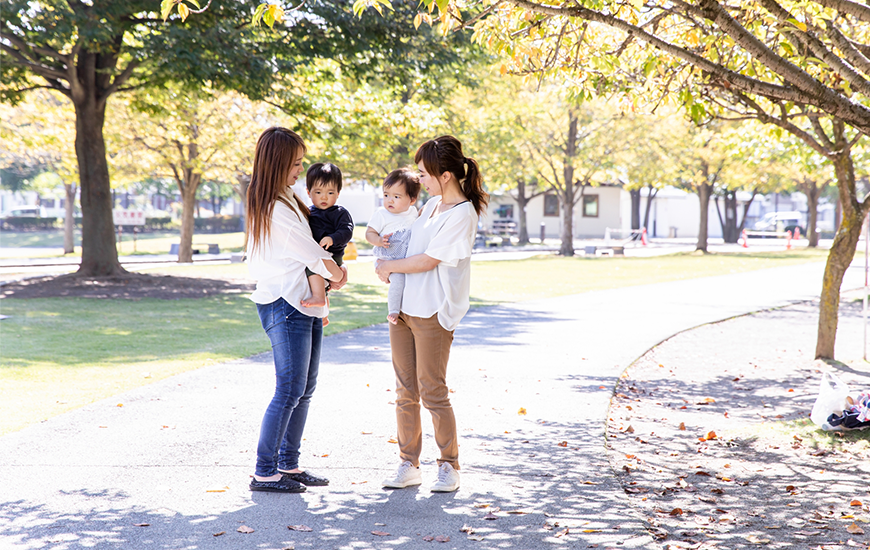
[0,248,829,435]
[0,227,373,256]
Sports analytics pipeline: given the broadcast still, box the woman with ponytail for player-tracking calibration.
[245,127,347,493]
[375,135,488,493]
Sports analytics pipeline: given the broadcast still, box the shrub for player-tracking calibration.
[194,215,242,233]
[1,217,59,231]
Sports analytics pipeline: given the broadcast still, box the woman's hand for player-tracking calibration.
[330,265,348,291]
[375,259,393,283]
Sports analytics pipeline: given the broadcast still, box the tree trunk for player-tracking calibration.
[630,188,641,231]
[816,148,864,359]
[642,185,658,232]
[63,183,76,254]
[559,110,579,257]
[235,173,250,232]
[178,180,199,263]
[74,98,125,276]
[696,182,712,253]
[805,181,821,248]
[515,179,530,245]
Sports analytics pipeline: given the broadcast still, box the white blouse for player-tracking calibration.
[401,196,478,331]
[247,197,335,318]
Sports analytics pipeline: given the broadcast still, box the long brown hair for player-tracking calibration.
[246,127,308,253]
[414,135,488,216]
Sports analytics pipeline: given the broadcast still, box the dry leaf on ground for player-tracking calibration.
[847,523,865,535]
[288,525,313,532]
[213,531,225,537]
[237,525,254,534]
[371,530,391,536]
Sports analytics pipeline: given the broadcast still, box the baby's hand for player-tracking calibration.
[320,236,333,249]
[381,233,393,247]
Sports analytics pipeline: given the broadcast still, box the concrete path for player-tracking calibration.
[0,261,864,550]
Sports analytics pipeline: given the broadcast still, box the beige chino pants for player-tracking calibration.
[389,312,459,470]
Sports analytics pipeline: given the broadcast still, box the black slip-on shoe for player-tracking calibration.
[249,475,306,493]
[280,470,329,487]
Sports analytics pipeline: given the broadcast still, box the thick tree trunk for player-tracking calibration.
[74,98,125,276]
[63,183,76,254]
[177,171,203,263]
[816,149,864,359]
[696,183,712,252]
[722,191,739,243]
[805,182,821,248]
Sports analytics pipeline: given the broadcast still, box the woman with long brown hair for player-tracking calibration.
[375,135,487,493]
[245,127,347,493]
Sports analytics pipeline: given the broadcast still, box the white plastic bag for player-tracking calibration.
[810,372,850,429]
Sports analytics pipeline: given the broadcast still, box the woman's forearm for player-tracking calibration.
[385,254,440,275]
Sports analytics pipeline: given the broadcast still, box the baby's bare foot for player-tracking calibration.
[301,297,327,308]
[387,313,399,325]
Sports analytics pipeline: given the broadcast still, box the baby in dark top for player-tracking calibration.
[301,162,354,308]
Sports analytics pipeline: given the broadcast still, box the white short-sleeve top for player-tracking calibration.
[401,196,478,331]
[367,205,418,236]
[247,196,335,318]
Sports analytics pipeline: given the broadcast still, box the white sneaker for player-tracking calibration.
[430,462,460,493]
[382,461,422,488]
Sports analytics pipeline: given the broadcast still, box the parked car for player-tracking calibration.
[0,206,43,219]
[753,211,806,236]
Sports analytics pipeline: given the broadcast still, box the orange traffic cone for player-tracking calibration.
[741,229,749,248]
[786,230,792,250]
[641,227,648,246]
[794,227,801,240]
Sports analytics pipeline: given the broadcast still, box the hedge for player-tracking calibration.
[1,217,59,230]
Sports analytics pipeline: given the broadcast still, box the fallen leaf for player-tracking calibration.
[669,508,683,516]
[695,471,711,476]
[851,500,863,507]
[555,527,569,537]
[625,425,635,433]
[361,431,372,434]
[321,454,329,457]
[117,403,124,407]
[423,536,435,541]
[435,535,450,542]
[745,534,770,544]
[557,441,568,447]
[213,531,225,536]
[387,438,398,444]
[468,535,484,541]
[705,431,717,440]
[134,523,150,527]
[698,397,716,404]
[371,531,391,536]
[460,524,475,533]
[374,523,386,526]
[847,523,865,535]
[206,487,228,493]
[483,512,498,520]
[517,407,527,415]
[679,422,686,431]
[794,530,821,536]
[506,510,527,515]
[288,525,313,532]
[238,525,254,534]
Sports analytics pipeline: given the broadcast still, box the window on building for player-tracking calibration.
[544,194,559,217]
[583,195,599,218]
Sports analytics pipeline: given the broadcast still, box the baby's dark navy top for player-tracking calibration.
[309,205,354,255]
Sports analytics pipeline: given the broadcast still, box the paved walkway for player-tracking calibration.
[0,260,864,549]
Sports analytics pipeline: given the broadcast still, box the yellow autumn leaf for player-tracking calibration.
[517,407,527,415]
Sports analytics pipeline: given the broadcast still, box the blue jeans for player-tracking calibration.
[255,298,322,476]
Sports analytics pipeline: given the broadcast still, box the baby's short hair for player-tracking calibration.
[383,168,421,199]
[306,162,342,192]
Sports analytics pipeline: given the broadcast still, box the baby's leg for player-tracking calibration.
[301,273,327,307]
[386,272,406,325]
